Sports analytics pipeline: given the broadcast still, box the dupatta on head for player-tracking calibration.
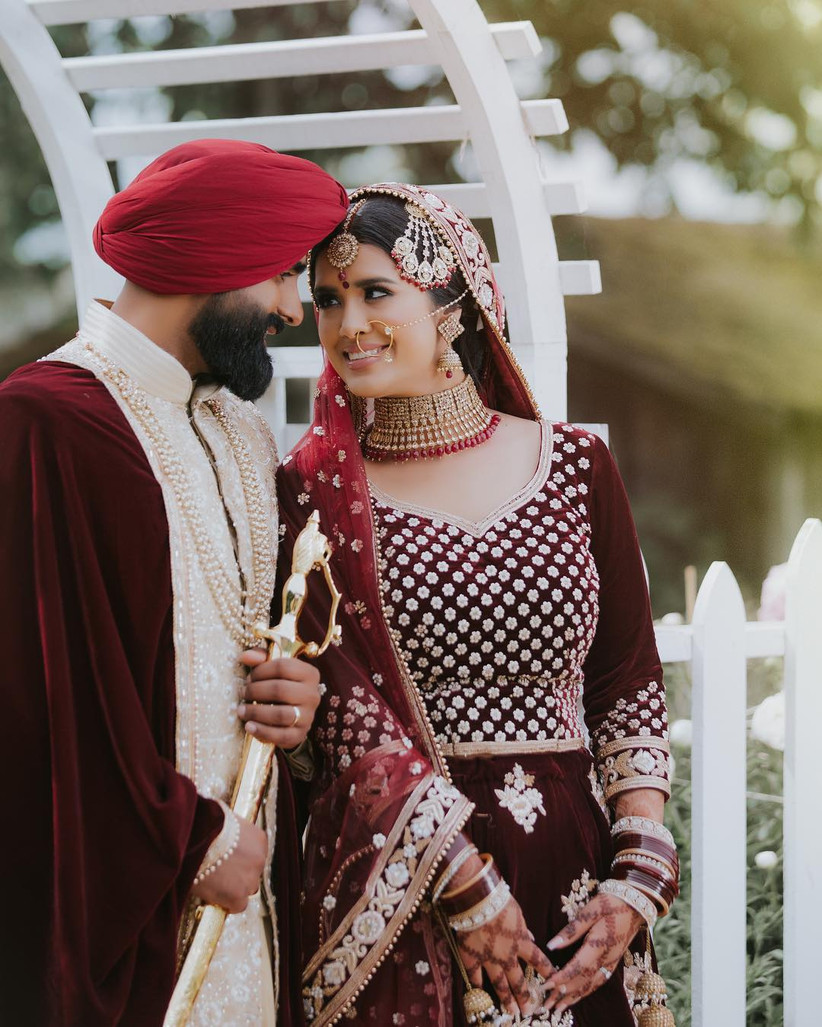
[277,184,540,1025]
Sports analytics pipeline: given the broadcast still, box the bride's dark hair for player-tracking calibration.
[310,196,488,388]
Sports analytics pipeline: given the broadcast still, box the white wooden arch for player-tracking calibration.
[1,0,601,427]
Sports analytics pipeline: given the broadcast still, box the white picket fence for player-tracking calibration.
[653,517,822,1026]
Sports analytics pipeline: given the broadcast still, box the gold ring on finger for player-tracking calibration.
[289,705,301,728]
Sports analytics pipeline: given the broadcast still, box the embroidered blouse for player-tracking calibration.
[370,421,670,802]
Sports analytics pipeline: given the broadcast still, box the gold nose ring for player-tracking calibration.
[354,320,395,357]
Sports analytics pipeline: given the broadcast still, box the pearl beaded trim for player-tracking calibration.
[83,343,276,647]
[611,816,675,848]
[447,879,512,933]
[598,878,658,929]
[193,800,241,886]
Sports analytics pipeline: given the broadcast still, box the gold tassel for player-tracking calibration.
[463,987,496,1024]
[435,906,498,1025]
[634,932,676,1026]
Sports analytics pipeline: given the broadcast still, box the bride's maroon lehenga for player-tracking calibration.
[277,184,671,1027]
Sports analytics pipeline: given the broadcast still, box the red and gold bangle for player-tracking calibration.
[440,858,503,918]
[612,849,679,879]
[447,879,512,933]
[431,841,479,903]
[441,852,495,902]
[611,865,677,915]
[619,877,673,917]
[614,833,679,869]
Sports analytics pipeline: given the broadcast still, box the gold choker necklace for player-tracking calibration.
[363,375,501,462]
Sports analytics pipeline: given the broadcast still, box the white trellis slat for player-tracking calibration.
[91,98,568,160]
[425,180,588,217]
[0,0,120,306]
[410,0,569,418]
[8,0,586,420]
[783,518,822,1027]
[28,0,333,25]
[64,23,540,91]
[690,563,748,1027]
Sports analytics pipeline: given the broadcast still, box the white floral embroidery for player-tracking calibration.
[303,775,464,1022]
[494,763,546,834]
[560,869,598,921]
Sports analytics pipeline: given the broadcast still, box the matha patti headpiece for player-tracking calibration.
[392,202,458,290]
[325,199,366,289]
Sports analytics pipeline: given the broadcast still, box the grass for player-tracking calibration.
[653,661,785,1026]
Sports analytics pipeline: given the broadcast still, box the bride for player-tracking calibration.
[272,184,677,1026]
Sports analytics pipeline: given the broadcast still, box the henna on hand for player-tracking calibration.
[456,897,554,1018]
[543,893,643,1013]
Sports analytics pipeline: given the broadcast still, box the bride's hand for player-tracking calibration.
[456,894,556,1019]
[542,892,643,1015]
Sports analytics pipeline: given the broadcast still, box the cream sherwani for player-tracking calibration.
[48,301,281,1026]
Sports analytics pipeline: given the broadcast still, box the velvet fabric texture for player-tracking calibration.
[0,361,300,1026]
[93,139,349,294]
[279,185,668,1025]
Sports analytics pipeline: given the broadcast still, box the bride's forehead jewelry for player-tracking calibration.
[325,199,366,289]
[392,201,458,290]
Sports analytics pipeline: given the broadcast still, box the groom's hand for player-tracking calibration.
[237,649,321,748]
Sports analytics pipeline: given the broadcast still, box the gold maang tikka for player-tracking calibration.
[393,202,457,289]
[325,199,366,289]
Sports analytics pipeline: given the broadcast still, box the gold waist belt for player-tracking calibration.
[440,738,586,758]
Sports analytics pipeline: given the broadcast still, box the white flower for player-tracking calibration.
[750,692,785,751]
[669,719,693,748]
[758,563,788,621]
[631,750,658,775]
[372,833,387,849]
[754,850,778,869]
[322,960,346,986]
[415,960,430,976]
[385,862,410,889]
[351,910,385,943]
[322,894,337,911]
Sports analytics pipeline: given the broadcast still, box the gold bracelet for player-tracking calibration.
[432,844,479,903]
[441,852,494,901]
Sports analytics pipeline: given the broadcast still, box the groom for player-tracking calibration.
[0,140,348,1026]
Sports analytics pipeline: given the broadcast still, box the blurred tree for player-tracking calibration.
[486,0,822,235]
[1,0,820,285]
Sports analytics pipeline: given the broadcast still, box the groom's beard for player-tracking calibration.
[189,294,284,401]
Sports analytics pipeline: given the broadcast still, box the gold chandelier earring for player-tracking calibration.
[436,310,464,379]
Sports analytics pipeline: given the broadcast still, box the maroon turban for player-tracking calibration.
[93,139,349,294]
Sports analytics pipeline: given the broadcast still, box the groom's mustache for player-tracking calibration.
[265,313,286,337]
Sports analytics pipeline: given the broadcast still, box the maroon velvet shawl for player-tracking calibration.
[0,361,226,1025]
[277,185,540,1026]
